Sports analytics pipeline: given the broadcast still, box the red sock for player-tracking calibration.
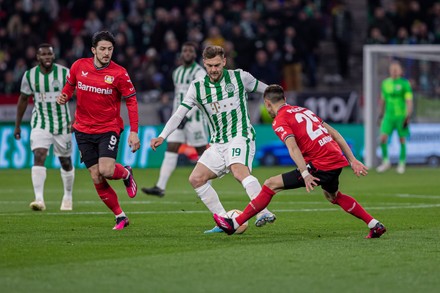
[332,191,373,224]
[110,163,129,180]
[236,185,275,226]
[94,180,122,215]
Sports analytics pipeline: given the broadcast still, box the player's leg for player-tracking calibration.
[377,118,393,172]
[227,137,276,226]
[54,133,74,210]
[75,131,129,229]
[98,132,136,198]
[322,169,386,238]
[29,129,52,211]
[396,118,409,174]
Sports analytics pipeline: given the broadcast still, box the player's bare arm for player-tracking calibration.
[285,136,319,192]
[14,93,31,140]
[324,122,368,177]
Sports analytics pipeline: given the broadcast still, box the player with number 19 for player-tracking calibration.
[214,84,387,238]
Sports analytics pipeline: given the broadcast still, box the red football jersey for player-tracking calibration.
[272,104,349,171]
[63,58,136,134]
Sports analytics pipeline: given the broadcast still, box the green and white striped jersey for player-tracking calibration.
[172,62,206,122]
[20,63,71,134]
[181,69,267,143]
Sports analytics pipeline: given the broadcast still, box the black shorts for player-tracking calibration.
[281,163,342,193]
[74,130,120,168]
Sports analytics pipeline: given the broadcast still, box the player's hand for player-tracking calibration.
[128,132,140,153]
[303,174,320,193]
[14,126,21,140]
[351,159,368,177]
[150,137,164,151]
[56,93,68,105]
[177,117,188,129]
[403,116,410,128]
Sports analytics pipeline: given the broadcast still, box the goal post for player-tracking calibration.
[363,44,440,168]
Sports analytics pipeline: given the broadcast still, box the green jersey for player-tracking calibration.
[20,63,71,134]
[172,62,205,122]
[181,69,266,143]
[381,77,413,118]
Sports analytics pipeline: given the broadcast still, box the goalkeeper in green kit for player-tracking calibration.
[377,61,413,174]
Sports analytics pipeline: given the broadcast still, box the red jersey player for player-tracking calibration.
[214,84,387,238]
[57,31,140,230]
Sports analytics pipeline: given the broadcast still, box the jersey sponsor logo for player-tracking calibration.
[104,75,114,84]
[77,81,113,95]
[225,83,235,93]
[81,71,88,77]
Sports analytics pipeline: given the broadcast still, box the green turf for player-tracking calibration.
[1,166,439,292]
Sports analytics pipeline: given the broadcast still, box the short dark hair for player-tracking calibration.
[37,43,53,51]
[92,31,115,48]
[202,45,224,59]
[182,41,198,51]
[263,84,285,103]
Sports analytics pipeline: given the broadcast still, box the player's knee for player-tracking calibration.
[188,173,206,188]
[59,157,73,171]
[324,190,337,202]
[33,149,48,165]
[98,165,114,178]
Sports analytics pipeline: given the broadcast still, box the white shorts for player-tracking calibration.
[198,136,255,177]
[30,128,73,157]
[167,117,208,147]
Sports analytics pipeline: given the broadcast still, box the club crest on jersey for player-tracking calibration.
[104,75,114,84]
[225,83,235,93]
[52,80,61,88]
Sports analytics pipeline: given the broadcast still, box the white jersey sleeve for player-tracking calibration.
[240,70,268,94]
[20,72,33,95]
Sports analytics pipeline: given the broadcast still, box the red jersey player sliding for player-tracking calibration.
[214,84,387,239]
[57,31,140,230]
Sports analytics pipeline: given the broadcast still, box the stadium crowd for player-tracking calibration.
[0,0,336,97]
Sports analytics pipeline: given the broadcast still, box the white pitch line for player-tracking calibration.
[1,203,439,217]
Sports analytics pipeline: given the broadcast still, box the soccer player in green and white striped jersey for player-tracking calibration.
[142,42,209,198]
[14,43,75,211]
[150,45,276,233]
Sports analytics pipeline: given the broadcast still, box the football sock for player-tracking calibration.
[60,167,74,200]
[110,163,129,180]
[32,166,46,202]
[94,180,122,215]
[195,182,226,215]
[242,175,271,214]
[380,142,388,161]
[157,152,178,190]
[399,143,406,164]
[332,191,373,224]
[115,211,127,219]
[236,185,275,226]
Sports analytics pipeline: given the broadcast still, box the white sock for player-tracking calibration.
[195,183,226,215]
[368,219,379,229]
[157,152,178,190]
[242,175,270,214]
[60,167,75,200]
[115,212,126,218]
[32,166,47,202]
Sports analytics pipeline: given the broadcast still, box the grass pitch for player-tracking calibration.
[1,166,439,292]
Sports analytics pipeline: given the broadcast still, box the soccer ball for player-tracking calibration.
[225,209,248,234]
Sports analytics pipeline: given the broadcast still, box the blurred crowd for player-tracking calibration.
[367,0,440,45]
[0,0,346,97]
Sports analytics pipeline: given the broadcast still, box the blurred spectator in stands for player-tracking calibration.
[83,11,103,38]
[55,21,73,59]
[391,27,414,45]
[406,1,424,29]
[332,1,352,80]
[411,22,435,44]
[224,41,237,70]
[429,2,440,43]
[230,23,254,70]
[369,6,394,42]
[0,70,18,94]
[249,49,278,85]
[160,35,180,91]
[140,48,162,91]
[204,26,226,48]
[282,26,303,92]
[158,92,173,124]
[366,27,387,44]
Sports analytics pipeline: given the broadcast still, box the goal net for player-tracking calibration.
[363,45,440,167]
